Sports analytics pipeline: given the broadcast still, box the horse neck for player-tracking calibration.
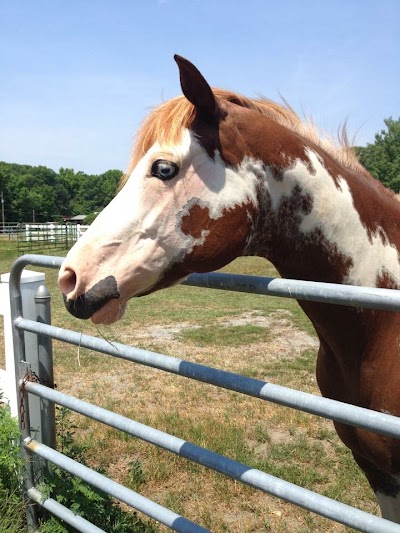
[247,149,400,286]
[244,148,400,351]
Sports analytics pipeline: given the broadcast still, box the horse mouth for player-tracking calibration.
[63,294,127,324]
[90,298,127,325]
[61,272,182,325]
[62,275,123,323]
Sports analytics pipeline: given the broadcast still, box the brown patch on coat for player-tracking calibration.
[216,102,317,176]
[242,174,354,285]
[314,305,400,494]
[376,270,400,290]
[146,199,257,294]
[179,200,256,271]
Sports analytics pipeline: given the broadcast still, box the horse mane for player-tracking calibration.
[120,89,363,188]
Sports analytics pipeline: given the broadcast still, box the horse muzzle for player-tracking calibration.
[61,275,120,320]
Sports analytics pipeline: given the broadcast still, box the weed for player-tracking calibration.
[126,459,146,491]
[164,492,185,516]
[0,398,26,532]
[39,407,158,532]
[253,423,271,444]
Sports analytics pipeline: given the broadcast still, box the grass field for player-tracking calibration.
[0,237,377,532]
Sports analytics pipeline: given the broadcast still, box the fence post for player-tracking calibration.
[0,270,45,417]
[34,284,56,450]
[8,266,47,532]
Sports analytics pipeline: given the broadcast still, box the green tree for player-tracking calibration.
[9,166,57,222]
[100,169,123,202]
[69,170,122,215]
[0,162,122,222]
[357,117,400,192]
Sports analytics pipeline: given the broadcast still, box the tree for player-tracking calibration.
[7,165,57,221]
[69,169,122,215]
[356,117,400,192]
[0,162,122,222]
[55,168,90,217]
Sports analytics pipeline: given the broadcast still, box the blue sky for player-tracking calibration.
[1,0,399,174]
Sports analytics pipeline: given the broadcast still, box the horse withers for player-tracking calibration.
[59,55,400,522]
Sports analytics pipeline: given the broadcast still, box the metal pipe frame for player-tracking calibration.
[24,439,209,533]
[34,284,56,450]
[183,272,400,311]
[9,254,400,532]
[16,317,400,439]
[10,253,400,310]
[28,487,106,533]
[24,381,400,533]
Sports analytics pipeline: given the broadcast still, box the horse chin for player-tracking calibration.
[89,272,187,324]
[90,299,127,325]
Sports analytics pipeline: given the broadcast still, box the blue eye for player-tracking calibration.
[151,159,179,181]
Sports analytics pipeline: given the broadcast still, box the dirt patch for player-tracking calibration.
[121,310,318,363]
[133,323,201,341]
[221,310,318,359]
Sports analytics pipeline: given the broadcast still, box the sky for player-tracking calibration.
[1,0,399,175]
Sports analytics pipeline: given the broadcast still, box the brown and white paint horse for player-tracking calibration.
[59,56,400,522]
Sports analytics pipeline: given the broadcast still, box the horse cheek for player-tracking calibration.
[181,202,255,273]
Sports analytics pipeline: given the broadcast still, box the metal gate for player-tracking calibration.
[16,224,78,253]
[9,254,400,532]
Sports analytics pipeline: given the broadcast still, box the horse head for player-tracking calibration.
[58,56,260,324]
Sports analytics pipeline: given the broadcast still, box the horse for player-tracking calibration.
[58,55,400,523]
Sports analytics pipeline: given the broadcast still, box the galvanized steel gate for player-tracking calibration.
[9,254,400,532]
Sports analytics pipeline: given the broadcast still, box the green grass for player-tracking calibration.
[179,323,271,346]
[0,400,26,533]
[0,239,378,532]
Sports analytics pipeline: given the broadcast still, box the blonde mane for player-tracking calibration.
[121,89,362,188]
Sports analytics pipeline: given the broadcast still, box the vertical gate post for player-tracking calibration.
[8,266,46,531]
[1,270,45,416]
[34,285,56,450]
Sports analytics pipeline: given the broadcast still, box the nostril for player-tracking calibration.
[58,268,77,298]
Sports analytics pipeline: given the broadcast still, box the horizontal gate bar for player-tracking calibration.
[28,487,106,533]
[17,317,400,439]
[24,438,209,533]
[24,381,400,533]
[184,272,400,310]
[10,254,400,311]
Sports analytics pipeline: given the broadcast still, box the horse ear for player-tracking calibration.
[174,55,220,121]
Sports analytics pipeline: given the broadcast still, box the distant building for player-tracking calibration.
[63,215,87,224]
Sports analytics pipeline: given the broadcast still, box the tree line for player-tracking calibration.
[0,117,399,224]
[0,164,123,224]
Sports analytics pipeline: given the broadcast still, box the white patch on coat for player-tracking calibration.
[264,149,400,287]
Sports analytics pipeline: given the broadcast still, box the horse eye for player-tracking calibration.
[151,159,179,181]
